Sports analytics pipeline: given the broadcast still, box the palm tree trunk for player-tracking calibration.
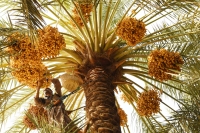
[84,67,121,133]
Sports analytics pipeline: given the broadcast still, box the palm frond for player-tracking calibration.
[3,0,47,44]
[162,81,200,133]
[11,0,46,29]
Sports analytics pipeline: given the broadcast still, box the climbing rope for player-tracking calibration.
[46,86,81,110]
[60,86,81,100]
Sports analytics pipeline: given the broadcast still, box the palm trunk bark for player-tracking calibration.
[84,67,121,133]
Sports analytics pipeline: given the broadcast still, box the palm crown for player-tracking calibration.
[0,0,200,133]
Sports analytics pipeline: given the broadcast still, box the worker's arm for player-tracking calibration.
[51,78,62,97]
[34,79,46,106]
[35,79,43,99]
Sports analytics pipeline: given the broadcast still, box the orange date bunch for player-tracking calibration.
[148,49,184,81]
[118,107,128,126]
[23,105,48,130]
[5,33,41,61]
[116,17,146,46]
[71,1,93,27]
[5,33,51,88]
[11,63,50,88]
[137,89,161,117]
[37,25,66,58]
[4,26,65,88]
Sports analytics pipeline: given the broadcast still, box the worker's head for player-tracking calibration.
[44,88,53,99]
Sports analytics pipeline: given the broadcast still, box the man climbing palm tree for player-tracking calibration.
[34,78,82,133]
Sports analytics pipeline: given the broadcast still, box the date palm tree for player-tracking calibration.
[0,0,200,133]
